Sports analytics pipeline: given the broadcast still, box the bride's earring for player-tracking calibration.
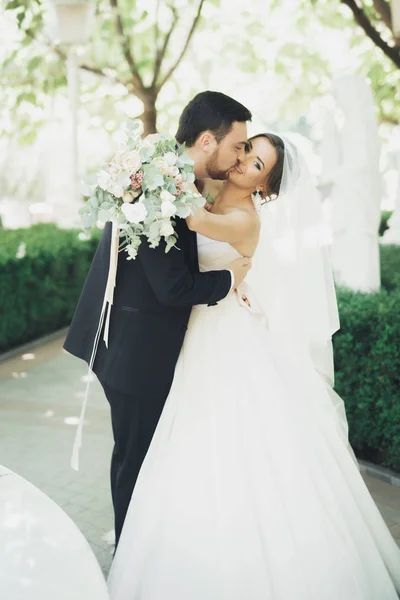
[252,188,263,213]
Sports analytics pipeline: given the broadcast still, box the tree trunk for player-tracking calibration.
[138,88,158,135]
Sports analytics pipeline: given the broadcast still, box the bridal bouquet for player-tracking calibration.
[80,120,205,259]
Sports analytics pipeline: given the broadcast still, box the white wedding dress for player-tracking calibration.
[108,234,400,600]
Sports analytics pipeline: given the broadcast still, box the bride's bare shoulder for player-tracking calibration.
[224,205,261,227]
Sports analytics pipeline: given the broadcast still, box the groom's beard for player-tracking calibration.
[206,148,234,180]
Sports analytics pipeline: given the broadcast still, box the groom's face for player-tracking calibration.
[206,121,248,180]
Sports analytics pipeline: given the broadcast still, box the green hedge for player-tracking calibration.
[1,223,399,469]
[334,287,400,470]
[333,243,400,470]
[0,224,100,353]
[379,210,393,237]
[380,244,400,292]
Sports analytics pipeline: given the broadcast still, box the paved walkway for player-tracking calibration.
[0,334,114,575]
[0,334,399,579]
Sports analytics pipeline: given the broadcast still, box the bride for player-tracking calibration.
[108,133,400,599]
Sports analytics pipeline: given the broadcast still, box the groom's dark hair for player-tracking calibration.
[176,91,252,147]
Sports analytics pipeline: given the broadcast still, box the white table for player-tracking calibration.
[0,465,109,599]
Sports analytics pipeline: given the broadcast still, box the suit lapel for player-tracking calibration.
[189,229,199,272]
[175,217,198,272]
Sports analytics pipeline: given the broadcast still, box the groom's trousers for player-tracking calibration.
[100,379,172,547]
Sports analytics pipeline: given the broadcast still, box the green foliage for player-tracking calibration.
[379,210,392,236]
[0,224,100,353]
[333,244,400,470]
[1,0,65,144]
[1,219,400,470]
[273,0,400,124]
[3,0,399,144]
[380,244,400,292]
[1,0,210,141]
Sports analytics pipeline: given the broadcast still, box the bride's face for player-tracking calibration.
[228,136,278,194]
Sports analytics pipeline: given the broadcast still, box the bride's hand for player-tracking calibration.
[241,294,251,307]
[186,206,207,230]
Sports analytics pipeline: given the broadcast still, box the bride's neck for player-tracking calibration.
[215,181,252,207]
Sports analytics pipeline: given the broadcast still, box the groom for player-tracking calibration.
[64,91,252,546]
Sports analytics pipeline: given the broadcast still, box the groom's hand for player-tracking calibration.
[227,257,252,289]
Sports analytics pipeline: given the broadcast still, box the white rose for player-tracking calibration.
[161,200,177,218]
[108,157,122,174]
[160,220,174,237]
[97,170,113,191]
[110,183,125,198]
[121,151,141,173]
[175,173,183,184]
[164,152,177,166]
[160,189,176,203]
[153,157,169,175]
[121,201,148,224]
[168,166,179,178]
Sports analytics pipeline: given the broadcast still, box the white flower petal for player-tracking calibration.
[160,220,175,237]
[121,202,148,224]
[164,152,177,166]
[161,200,177,218]
[160,189,175,203]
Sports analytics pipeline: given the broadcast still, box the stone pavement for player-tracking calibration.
[0,333,399,581]
[0,333,114,576]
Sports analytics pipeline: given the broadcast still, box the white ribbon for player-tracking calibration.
[71,221,119,471]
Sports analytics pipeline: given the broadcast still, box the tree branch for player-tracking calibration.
[371,0,392,30]
[54,45,124,84]
[110,0,144,91]
[79,63,119,82]
[154,0,161,52]
[341,0,400,69]
[157,0,205,91]
[152,5,179,87]
[25,28,124,84]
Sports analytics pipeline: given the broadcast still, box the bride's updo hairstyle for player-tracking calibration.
[248,133,285,202]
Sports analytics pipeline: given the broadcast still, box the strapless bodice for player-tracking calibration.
[197,234,241,272]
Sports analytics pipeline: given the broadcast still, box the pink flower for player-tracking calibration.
[130,170,143,190]
[175,180,183,196]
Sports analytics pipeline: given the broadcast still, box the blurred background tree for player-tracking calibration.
[340,0,400,68]
[270,0,400,125]
[1,0,211,139]
[2,0,400,145]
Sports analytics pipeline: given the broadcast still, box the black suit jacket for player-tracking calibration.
[64,219,231,395]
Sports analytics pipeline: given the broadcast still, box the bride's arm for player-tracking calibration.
[186,206,258,244]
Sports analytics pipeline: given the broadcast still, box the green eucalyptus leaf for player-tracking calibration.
[189,194,206,208]
[142,164,164,190]
[175,205,191,218]
[89,195,99,208]
[165,235,177,253]
[149,220,161,238]
[82,212,97,229]
[166,178,177,194]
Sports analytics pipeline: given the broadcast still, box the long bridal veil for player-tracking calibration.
[246,134,348,435]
